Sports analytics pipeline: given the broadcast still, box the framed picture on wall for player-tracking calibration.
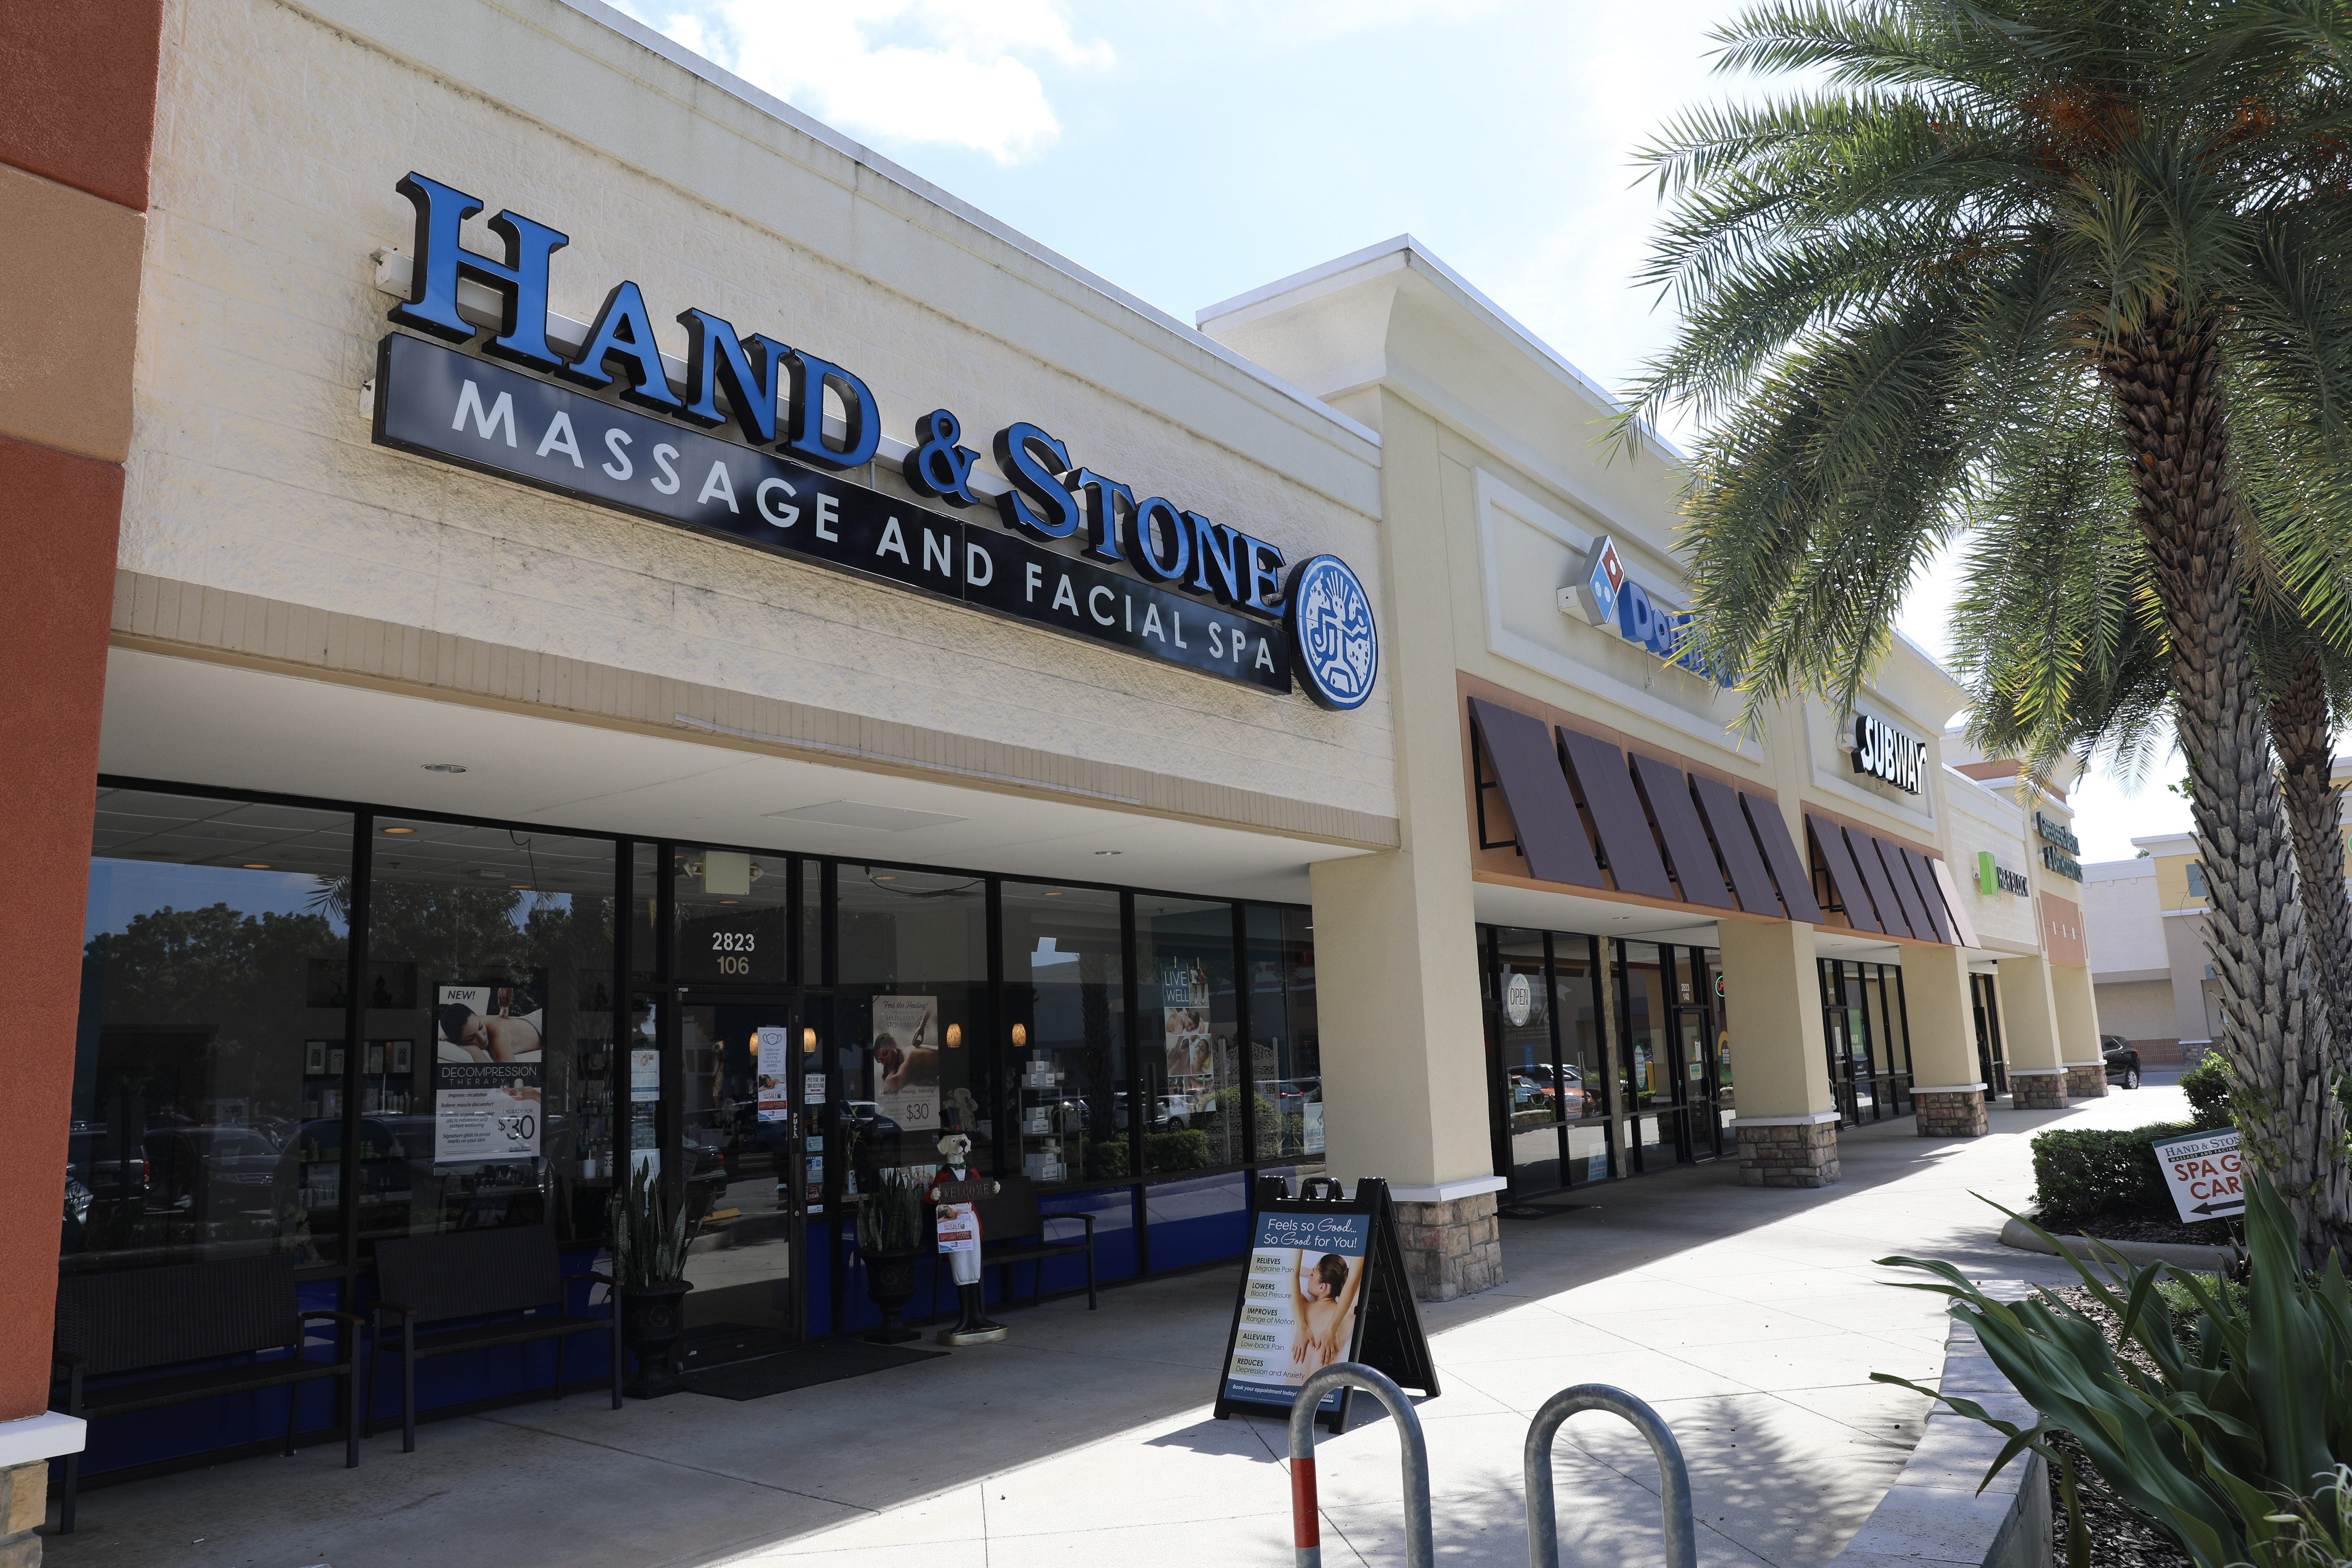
[366,1043,384,1075]
[391,1040,412,1074]
[305,1041,326,1075]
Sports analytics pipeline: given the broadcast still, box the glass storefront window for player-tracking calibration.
[363,819,617,1250]
[1247,906,1322,1163]
[1137,896,1240,1175]
[1553,937,1604,1124]
[1001,882,1126,1184]
[835,865,990,1186]
[673,844,793,986]
[69,790,356,1272]
[629,841,659,992]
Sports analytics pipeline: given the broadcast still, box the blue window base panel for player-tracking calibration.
[71,1176,1270,1477]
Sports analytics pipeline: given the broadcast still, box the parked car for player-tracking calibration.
[2100,1034,2142,1090]
[63,1124,148,1206]
[142,1126,285,1212]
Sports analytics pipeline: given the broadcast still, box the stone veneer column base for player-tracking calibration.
[0,1460,45,1568]
[1736,1119,1841,1188]
[2064,1063,2110,1098]
[2011,1071,2067,1110]
[1913,1087,1989,1137]
[1394,1193,1503,1302]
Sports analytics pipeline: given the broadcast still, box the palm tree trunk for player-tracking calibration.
[2102,312,2352,1260]
[2268,645,2352,1044]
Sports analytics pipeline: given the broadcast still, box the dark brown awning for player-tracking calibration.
[1849,828,1918,938]
[1927,856,1981,948]
[1898,846,1952,944]
[1692,775,1782,915]
[1743,793,1823,922]
[1806,814,1883,933]
[1558,726,1675,899]
[1467,698,1604,888]
[1629,754,1733,909]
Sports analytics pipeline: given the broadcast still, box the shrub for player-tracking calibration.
[2180,1055,2233,1130]
[1143,1128,1211,1172]
[1876,1177,2352,1568]
[2031,1122,2194,1228]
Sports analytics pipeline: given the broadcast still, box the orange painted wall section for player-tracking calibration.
[2039,891,2088,969]
[0,436,124,1419]
[0,0,166,211]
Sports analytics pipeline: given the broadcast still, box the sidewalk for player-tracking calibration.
[44,1084,2183,1568]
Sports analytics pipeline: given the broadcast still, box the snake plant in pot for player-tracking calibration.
[855,1168,927,1345]
[609,1158,692,1397]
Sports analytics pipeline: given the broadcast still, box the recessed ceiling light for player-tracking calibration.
[718,899,738,905]
[422,763,468,774]
[242,863,270,870]
[509,883,532,890]
[875,875,896,881]
[1045,890,1063,896]
[382,826,416,834]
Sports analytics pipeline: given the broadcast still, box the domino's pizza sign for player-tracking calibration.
[1562,533,1731,686]
[1285,555,1379,710]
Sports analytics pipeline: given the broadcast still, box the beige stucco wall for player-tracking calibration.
[1943,771,2039,952]
[129,0,1394,821]
[2092,980,2177,1044]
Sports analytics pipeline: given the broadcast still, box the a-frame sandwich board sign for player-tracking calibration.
[1212,1175,1438,1434]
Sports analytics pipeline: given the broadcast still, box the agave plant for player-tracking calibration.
[1874,1172,2352,1568]
[854,1168,924,1256]
[608,1158,688,1289]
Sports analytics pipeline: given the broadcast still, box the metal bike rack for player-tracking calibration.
[1287,1362,1432,1568]
[1524,1384,1696,1568]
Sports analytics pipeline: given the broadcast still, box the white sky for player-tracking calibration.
[606,0,2196,861]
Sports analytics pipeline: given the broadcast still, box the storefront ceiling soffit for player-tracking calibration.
[96,650,1362,903]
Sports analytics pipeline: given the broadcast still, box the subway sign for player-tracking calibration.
[369,173,1378,707]
[1850,714,1925,794]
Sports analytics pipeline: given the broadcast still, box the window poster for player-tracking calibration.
[756,1025,791,1122]
[1221,1209,1369,1413]
[870,995,939,1131]
[434,983,544,1163]
[1162,959,1213,1085]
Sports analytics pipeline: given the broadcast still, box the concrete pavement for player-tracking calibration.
[42,1082,2187,1568]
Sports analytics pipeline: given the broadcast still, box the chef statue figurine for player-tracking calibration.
[927,1132,1007,1345]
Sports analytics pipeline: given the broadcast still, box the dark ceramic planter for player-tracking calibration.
[619,1280,694,1398]
[859,1248,924,1344]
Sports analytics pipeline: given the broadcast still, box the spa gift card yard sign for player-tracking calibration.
[1213,1176,1437,1434]
[2150,1128,2244,1222]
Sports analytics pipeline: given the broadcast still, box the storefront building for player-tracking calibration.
[1199,236,2108,1273]
[0,0,2107,1534]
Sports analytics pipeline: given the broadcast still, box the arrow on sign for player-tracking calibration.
[2190,1199,2246,1217]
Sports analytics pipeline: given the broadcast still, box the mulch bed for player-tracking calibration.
[2038,1209,2237,1248]
[2036,1285,2193,1568]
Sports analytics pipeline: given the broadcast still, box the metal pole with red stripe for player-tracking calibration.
[1286,1363,1432,1568]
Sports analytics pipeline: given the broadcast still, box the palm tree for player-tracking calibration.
[1622,0,2352,1252]
[1954,408,2352,1033]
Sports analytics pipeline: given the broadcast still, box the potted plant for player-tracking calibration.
[609,1158,692,1397]
[854,1169,926,1345]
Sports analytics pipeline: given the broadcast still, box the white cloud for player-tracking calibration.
[614,0,1112,164]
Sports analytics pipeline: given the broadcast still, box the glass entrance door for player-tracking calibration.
[673,992,811,1367]
[1670,949,1724,1161]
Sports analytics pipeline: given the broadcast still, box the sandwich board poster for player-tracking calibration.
[1214,1176,1438,1433]
[1222,1209,1369,1413]
[434,983,544,1163]
[756,1025,791,1123]
[870,995,939,1131]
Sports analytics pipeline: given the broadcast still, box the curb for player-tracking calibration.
[1829,1315,2050,1568]
[1996,1217,2233,1273]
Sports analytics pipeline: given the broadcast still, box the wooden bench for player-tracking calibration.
[367,1224,620,1451]
[52,1252,363,1533]
[929,1176,1099,1315]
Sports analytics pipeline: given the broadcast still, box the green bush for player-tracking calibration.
[2180,1054,2233,1129]
[2031,1122,2195,1228]
[1877,1177,2352,1568]
[1143,1128,1211,1172]
[1085,1140,1129,1179]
